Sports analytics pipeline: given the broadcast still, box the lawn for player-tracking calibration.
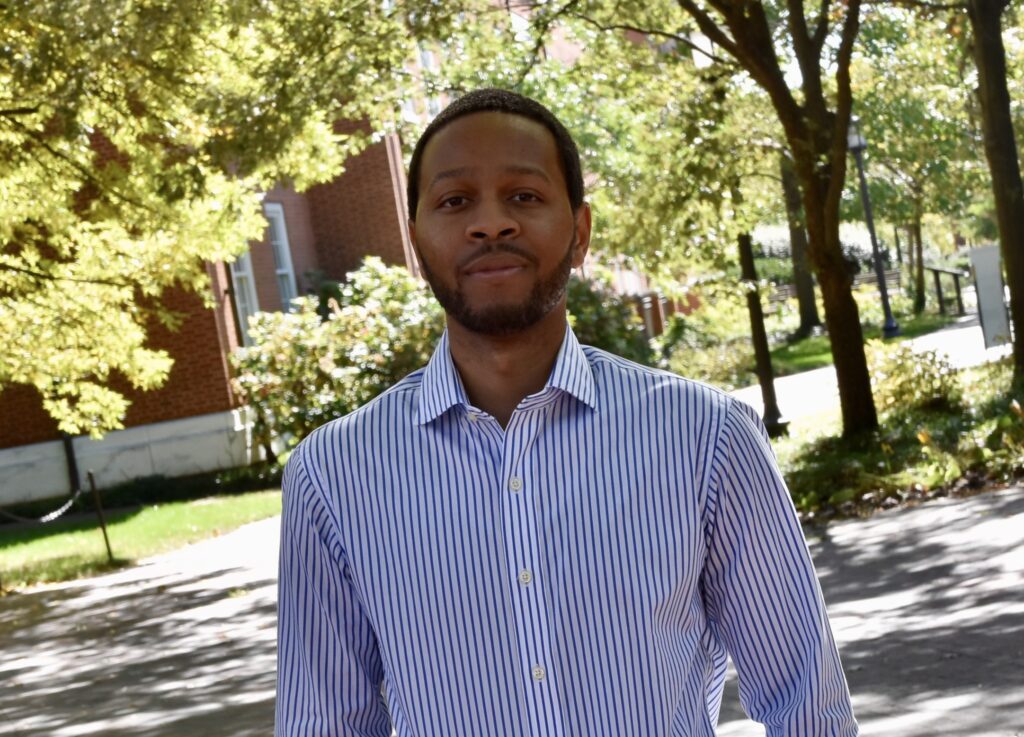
[770,311,956,376]
[0,489,281,590]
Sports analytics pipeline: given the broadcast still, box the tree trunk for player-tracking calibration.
[780,153,821,339]
[912,215,926,314]
[797,164,879,435]
[967,0,1024,379]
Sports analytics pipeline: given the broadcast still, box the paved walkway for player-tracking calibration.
[2,487,1022,736]
[733,313,1013,421]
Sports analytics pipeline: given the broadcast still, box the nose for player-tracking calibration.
[466,199,520,241]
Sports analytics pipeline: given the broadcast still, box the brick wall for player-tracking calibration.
[306,132,416,281]
[122,282,237,427]
[0,275,237,451]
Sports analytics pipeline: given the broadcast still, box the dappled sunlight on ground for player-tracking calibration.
[716,488,1024,737]
[2,518,279,737]
[3,491,1022,736]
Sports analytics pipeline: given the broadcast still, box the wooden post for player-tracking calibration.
[952,273,966,316]
[738,233,788,438]
[932,270,946,315]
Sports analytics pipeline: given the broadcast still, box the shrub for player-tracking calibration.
[567,275,654,365]
[231,257,444,451]
[656,291,757,391]
[866,339,961,415]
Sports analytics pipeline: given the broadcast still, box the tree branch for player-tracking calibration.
[675,0,743,61]
[7,117,157,214]
[869,0,966,9]
[0,105,42,117]
[0,262,133,288]
[786,0,828,122]
[570,11,736,67]
[811,0,831,48]
[513,0,582,87]
[825,0,862,219]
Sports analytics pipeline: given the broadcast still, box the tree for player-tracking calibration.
[851,7,982,314]
[780,152,822,337]
[0,0,411,435]
[965,0,1024,382]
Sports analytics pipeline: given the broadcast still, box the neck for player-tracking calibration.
[446,306,568,428]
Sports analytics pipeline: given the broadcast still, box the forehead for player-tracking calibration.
[419,111,563,185]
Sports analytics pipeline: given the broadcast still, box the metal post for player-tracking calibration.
[952,273,965,315]
[849,117,900,338]
[738,233,788,438]
[87,471,114,564]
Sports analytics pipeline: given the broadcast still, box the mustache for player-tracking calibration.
[458,242,539,270]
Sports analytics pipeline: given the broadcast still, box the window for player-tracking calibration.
[263,202,298,311]
[229,250,260,346]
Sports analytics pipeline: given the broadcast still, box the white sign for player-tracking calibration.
[970,245,1011,349]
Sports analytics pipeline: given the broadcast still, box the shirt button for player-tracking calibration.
[517,569,532,586]
[532,665,546,682]
[508,476,523,492]
[467,412,478,422]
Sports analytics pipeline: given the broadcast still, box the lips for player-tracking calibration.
[463,254,530,276]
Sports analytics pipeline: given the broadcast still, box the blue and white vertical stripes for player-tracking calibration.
[276,326,858,737]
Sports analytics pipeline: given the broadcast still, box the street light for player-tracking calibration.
[848,115,900,338]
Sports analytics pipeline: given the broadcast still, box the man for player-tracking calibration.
[276,88,857,736]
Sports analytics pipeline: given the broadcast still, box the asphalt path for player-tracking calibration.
[732,314,1012,422]
[2,487,1022,736]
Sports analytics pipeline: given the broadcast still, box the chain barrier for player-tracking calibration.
[0,485,89,524]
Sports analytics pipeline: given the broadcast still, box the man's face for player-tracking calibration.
[409,111,590,336]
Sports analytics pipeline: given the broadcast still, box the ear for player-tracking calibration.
[407,218,425,270]
[571,203,592,269]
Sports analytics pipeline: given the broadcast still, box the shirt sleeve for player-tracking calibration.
[701,400,858,737]
[275,442,391,737]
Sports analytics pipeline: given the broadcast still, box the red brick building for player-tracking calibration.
[0,133,417,505]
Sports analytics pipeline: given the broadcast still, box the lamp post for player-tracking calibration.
[848,115,900,338]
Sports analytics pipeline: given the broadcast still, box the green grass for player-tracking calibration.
[770,311,957,377]
[0,489,281,590]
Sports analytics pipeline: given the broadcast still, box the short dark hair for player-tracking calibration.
[406,88,584,220]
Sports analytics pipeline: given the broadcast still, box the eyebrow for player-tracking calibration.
[428,164,552,188]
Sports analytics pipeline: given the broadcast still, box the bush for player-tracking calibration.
[866,339,961,415]
[231,257,444,450]
[567,275,654,365]
[656,291,757,391]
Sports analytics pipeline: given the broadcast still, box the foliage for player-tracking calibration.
[567,275,653,364]
[849,7,984,234]
[0,0,412,436]
[865,339,961,415]
[657,290,757,391]
[0,490,281,590]
[230,258,444,451]
[777,357,1021,520]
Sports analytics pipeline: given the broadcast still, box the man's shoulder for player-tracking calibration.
[581,344,735,406]
[296,368,426,454]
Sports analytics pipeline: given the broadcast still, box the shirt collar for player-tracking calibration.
[415,323,598,425]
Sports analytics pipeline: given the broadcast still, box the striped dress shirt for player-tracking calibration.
[276,325,857,737]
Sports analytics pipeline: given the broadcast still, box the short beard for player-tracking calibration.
[419,236,576,337]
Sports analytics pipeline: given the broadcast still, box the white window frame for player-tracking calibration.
[229,250,260,346]
[263,202,298,312]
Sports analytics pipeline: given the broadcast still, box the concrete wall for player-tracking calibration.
[0,409,255,506]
